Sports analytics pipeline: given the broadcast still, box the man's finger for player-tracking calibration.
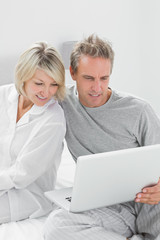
[135,197,159,205]
[142,185,159,193]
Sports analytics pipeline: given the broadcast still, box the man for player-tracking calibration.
[44,34,160,240]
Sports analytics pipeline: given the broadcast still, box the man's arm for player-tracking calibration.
[134,102,160,205]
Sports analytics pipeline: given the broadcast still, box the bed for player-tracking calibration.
[0,141,75,240]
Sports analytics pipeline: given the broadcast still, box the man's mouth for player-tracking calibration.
[89,93,101,97]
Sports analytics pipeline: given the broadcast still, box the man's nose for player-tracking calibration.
[92,80,101,92]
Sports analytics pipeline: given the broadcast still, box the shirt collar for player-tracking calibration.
[16,98,56,127]
[8,84,56,115]
[29,98,56,115]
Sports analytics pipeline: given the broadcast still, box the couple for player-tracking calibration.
[1,34,160,240]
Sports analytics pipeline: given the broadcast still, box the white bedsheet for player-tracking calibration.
[0,217,46,240]
[0,141,75,240]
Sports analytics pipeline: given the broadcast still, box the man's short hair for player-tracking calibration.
[70,34,114,74]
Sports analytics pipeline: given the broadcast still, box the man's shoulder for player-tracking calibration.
[66,84,76,95]
[59,84,77,105]
[112,89,149,108]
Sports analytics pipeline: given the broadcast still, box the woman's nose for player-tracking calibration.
[40,87,49,97]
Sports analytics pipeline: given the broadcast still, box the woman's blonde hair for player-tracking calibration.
[15,42,65,100]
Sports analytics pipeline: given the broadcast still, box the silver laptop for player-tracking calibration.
[45,144,160,213]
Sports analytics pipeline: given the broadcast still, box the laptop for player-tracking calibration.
[45,144,160,213]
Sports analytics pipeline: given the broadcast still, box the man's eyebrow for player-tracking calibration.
[82,74,110,79]
[82,74,94,78]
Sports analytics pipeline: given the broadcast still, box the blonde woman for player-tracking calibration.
[0,42,66,223]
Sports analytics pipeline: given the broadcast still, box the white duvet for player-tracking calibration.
[0,217,46,240]
[0,142,75,240]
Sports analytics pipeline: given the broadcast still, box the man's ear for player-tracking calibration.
[69,66,76,81]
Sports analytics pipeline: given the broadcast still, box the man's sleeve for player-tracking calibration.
[134,103,160,146]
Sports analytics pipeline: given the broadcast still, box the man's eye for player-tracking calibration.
[84,76,93,80]
[101,77,109,81]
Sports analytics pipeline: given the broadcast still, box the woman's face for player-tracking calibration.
[24,69,58,106]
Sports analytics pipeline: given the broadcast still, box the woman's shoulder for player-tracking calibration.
[0,83,14,93]
[0,83,16,100]
[44,99,66,125]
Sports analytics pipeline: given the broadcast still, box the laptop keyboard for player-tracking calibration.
[65,197,72,202]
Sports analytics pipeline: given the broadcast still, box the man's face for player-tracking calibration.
[70,55,111,108]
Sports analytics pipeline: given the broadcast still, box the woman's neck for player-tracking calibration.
[16,95,33,122]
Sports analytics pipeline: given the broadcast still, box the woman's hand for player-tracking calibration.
[135,177,160,205]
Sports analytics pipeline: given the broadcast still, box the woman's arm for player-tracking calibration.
[0,122,65,190]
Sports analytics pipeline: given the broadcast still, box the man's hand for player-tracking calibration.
[135,177,160,205]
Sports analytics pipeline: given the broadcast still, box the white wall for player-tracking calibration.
[0,0,160,114]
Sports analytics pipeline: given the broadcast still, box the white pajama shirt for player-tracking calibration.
[0,84,66,222]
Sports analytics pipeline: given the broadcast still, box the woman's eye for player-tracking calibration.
[51,83,58,86]
[35,82,43,85]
